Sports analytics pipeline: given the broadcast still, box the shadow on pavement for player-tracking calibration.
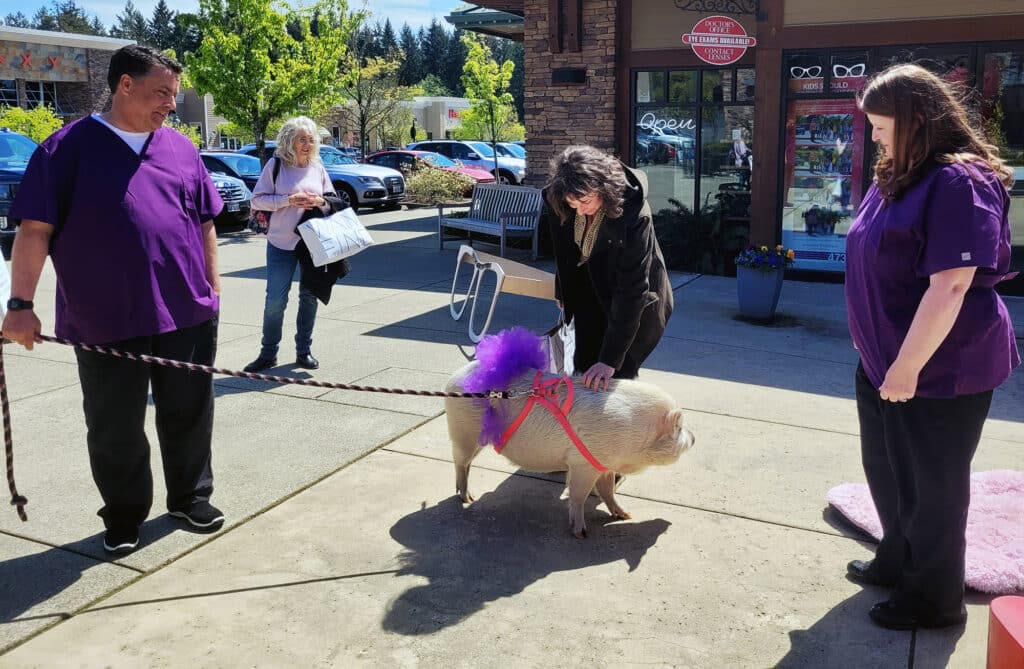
[775,589,919,667]
[383,473,670,636]
[0,517,178,626]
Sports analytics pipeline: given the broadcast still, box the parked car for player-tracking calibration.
[0,128,39,257]
[209,172,252,231]
[238,142,405,210]
[406,139,526,184]
[495,142,526,159]
[200,151,262,191]
[364,150,495,195]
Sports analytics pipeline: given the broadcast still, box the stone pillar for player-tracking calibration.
[522,0,619,187]
[86,49,114,114]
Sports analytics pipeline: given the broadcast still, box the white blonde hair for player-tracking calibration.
[275,116,322,167]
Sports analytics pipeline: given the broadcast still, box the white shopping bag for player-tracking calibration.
[297,207,374,267]
[546,314,575,376]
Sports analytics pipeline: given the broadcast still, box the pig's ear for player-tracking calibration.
[660,408,683,436]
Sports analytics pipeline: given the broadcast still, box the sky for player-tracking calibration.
[5,1,464,33]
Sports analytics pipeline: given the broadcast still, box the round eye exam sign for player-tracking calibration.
[682,16,756,66]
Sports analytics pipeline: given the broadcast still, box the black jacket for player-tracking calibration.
[546,165,673,370]
[295,192,351,305]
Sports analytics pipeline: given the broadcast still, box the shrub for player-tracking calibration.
[405,167,475,205]
[0,105,63,143]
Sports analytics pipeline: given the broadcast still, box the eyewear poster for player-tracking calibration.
[782,99,866,271]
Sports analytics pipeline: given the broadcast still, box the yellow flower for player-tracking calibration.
[786,249,795,259]
[760,245,768,253]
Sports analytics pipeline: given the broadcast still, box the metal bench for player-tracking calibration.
[437,184,544,260]
[449,244,555,342]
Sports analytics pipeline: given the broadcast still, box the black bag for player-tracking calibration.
[247,157,282,234]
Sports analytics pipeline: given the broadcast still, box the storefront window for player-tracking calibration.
[635,105,697,218]
[982,48,1024,295]
[787,52,826,95]
[24,81,58,111]
[636,71,666,103]
[668,71,697,103]
[882,47,972,84]
[0,80,16,106]
[735,68,755,102]
[782,48,867,272]
[830,52,868,95]
[635,67,754,275]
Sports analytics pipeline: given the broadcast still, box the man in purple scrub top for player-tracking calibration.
[3,45,226,555]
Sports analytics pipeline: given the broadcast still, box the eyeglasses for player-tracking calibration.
[833,63,866,78]
[790,66,822,79]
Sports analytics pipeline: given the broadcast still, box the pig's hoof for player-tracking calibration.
[458,491,475,504]
[572,526,588,539]
[614,510,632,520]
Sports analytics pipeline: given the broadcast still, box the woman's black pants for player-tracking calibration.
[855,362,992,618]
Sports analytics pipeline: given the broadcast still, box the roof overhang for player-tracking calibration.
[0,25,134,51]
[446,4,524,41]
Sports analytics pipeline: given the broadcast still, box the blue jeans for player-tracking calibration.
[260,242,318,358]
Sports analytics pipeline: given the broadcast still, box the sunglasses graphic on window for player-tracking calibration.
[833,63,866,78]
[790,66,822,79]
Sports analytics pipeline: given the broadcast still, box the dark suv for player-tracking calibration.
[0,128,39,256]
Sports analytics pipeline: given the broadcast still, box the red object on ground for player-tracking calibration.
[988,596,1024,669]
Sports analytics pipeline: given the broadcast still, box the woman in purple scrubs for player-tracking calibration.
[844,63,1019,630]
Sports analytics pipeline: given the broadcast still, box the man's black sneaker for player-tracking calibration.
[169,501,225,532]
[103,526,140,555]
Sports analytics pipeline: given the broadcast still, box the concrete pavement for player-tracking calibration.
[1,206,1022,667]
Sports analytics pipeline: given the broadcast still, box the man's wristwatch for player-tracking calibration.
[6,298,34,311]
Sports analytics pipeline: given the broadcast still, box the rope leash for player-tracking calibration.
[4,334,520,521]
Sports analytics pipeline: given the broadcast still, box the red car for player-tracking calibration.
[364,150,495,194]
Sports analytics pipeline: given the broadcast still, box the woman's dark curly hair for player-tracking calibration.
[545,145,628,221]
[859,63,1013,200]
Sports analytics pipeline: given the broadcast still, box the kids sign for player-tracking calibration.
[681,16,756,66]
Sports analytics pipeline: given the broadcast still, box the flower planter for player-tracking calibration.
[736,266,785,321]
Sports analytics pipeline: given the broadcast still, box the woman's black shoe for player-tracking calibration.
[868,600,967,630]
[847,559,894,587]
[295,354,319,370]
[244,356,277,373]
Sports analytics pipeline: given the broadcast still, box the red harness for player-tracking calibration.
[494,372,607,472]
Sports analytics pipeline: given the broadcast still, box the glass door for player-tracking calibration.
[633,67,754,275]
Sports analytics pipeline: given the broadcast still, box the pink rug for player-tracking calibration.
[827,470,1024,594]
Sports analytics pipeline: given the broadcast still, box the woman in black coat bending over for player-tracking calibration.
[545,145,674,390]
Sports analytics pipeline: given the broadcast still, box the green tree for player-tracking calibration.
[3,12,32,27]
[416,74,450,97]
[420,19,448,78]
[186,0,361,163]
[0,105,64,143]
[442,28,467,97]
[460,32,515,178]
[32,1,104,35]
[165,119,201,148]
[147,0,178,49]
[340,48,416,155]
[110,1,148,42]
[396,24,422,86]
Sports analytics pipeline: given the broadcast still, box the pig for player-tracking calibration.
[445,362,696,538]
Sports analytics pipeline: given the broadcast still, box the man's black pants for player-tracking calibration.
[855,362,992,618]
[75,318,218,530]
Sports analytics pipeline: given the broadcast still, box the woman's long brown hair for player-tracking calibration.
[859,63,1013,200]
